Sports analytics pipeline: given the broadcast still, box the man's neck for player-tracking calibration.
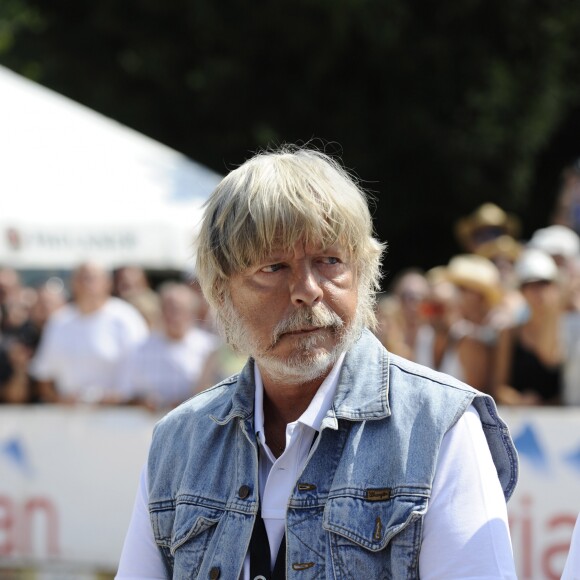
[261,374,325,426]
[260,374,326,457]
[75,296,108,314]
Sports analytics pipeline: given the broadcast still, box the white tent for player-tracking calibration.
[0,65,222,271]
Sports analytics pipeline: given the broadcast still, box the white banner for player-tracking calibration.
[0,407,154,571]
[500,407,580,580]
[1,406,579,579]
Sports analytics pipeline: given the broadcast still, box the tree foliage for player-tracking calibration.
[2,0,580,280]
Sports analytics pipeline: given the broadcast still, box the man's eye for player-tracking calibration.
[261,263,283,273]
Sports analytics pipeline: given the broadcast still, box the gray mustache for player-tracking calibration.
[272,304,344,343]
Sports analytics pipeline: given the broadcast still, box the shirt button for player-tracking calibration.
[238,485,251,499]
[209,567,220,579]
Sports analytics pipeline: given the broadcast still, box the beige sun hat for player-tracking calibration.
[455,203,521,250]
[446,254,503,306]
[475,234,523,262]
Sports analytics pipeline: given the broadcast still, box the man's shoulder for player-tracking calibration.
[153,373,241,432]
[386,353,504,436]
[388,352,478,396]
[101,298,148,338]
[43,303,78,330]
[102,296,142,319]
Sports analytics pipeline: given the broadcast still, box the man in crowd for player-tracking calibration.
[117,281,220,410]
[30,261,148,403]
[117,147,518,579]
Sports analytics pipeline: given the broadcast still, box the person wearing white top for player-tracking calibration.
[117,282,220,410]
[116,146,518,579]
[30,262,148,403]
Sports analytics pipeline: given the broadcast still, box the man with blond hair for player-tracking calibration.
[117,146,518,579]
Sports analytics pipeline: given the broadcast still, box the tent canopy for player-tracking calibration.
[0,65,222,271]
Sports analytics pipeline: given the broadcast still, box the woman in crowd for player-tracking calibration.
[443,254,507,392]
[413,266,464,377]
[375,269,430,359]
[493,248,564,405]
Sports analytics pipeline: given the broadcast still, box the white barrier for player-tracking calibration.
[1,406,579,579]
[500,407,580,580]
[0,407,154,572]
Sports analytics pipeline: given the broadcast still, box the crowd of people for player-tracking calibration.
[376,204,580,406]
[1,204,579,411]
[0,262,245,411]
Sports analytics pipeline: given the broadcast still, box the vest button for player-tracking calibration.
[238,485,251,499]
[209,566,220,579]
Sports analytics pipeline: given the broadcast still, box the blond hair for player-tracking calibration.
[195,146,385,329]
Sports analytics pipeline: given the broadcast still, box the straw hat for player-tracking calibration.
[446,254,503,306]
[455,203,521,250]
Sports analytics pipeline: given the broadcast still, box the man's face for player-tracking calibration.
[161,290,194,338]
[225,240,360,383]
[72,265,111,301]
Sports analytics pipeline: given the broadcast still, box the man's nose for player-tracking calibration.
[290,267,323,307]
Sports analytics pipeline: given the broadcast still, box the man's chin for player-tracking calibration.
[256,349,338,384]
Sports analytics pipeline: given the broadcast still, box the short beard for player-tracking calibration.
[217,299,363,384]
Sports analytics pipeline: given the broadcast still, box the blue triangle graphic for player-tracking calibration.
[563,446,580,473]
[1,437,33,476]
[513,424,548,472]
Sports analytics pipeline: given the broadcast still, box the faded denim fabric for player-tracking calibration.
[148,329,518,579]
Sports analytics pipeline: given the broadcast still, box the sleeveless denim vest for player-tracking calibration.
[147,330,518,579]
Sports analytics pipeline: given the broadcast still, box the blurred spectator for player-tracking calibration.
[0,267,22,312]
[28,278,68,347]
[413,266,464,377]
[475,234,526,326]
[524,225,580,405]
[29,262,148,404]
[454,203,521,253]
[0,340,32,403]
[117,282,220,411]
[494,249,564,405]
[124,290,161,331]
[375,269,429,359]
[190,277,218,333]
[113,265,161,330]
[0,279,67,404]
[375,293,410,358]
[113,265,153,300]
[445,254,505,392]
[195,343,247,392]
[527,224,580,311]
[0,267,37,347]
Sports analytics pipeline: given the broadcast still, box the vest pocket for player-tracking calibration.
[150,501,224,576]
[322,492,428,578]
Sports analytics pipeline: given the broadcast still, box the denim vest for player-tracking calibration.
[147,329,518,579]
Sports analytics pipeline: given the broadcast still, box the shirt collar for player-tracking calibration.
[253,352,346,437]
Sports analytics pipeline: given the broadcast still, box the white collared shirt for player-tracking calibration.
[251,353,346,570]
